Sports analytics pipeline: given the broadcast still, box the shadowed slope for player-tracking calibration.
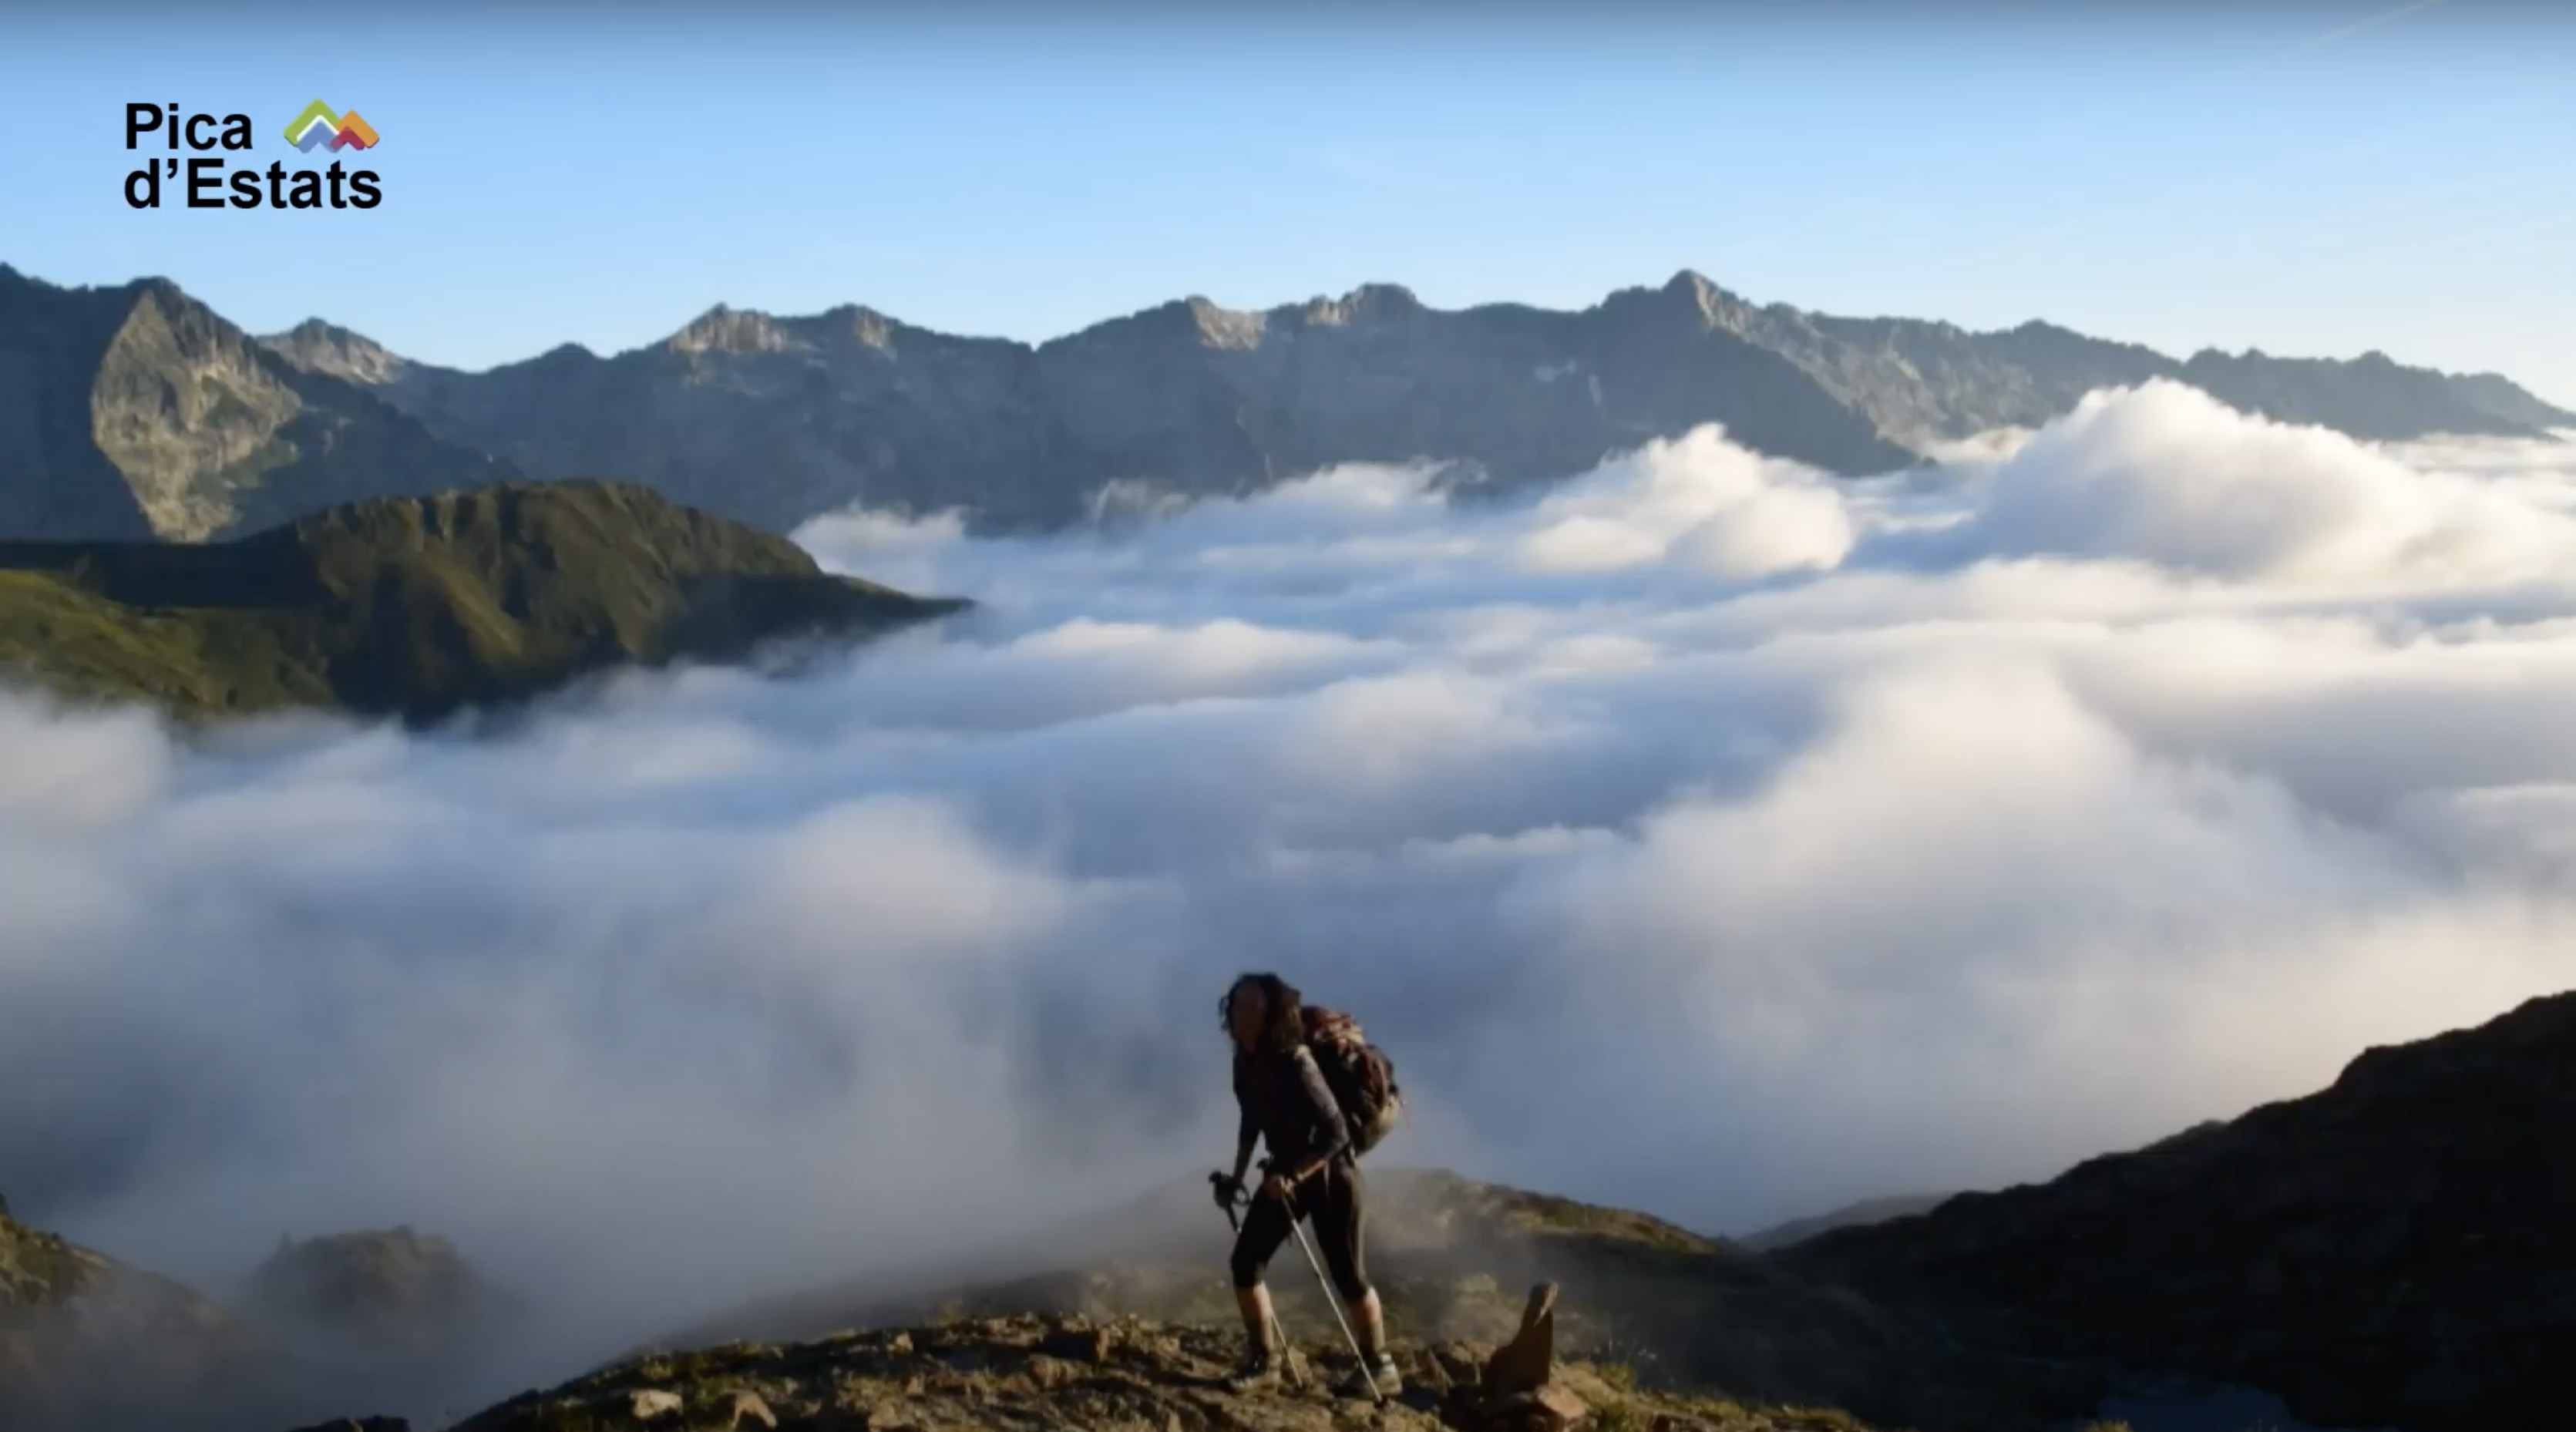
[1787,989,2576,1432]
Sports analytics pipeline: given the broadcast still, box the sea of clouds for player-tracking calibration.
[4,379,2574,1386]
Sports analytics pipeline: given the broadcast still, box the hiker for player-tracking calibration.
[1212,971,1403,1398]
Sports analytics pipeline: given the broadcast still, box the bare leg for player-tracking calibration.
[1340,1286,1400,1395]
[1224,1281,1288,1390]
[1348,1286,1386,1357]
[1236,1282,1275,1342]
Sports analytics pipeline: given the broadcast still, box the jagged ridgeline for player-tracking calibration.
[0,479,963,722]
[244,274,2576,538]
[8,262,2569,546]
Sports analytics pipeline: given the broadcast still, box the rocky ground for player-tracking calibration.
[683,1169,2100,1432]
[437,1309,1922,1432]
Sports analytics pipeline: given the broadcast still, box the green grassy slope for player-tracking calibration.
[0,479,963,724]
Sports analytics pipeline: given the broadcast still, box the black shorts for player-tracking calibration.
[1229,1158,1370,1303]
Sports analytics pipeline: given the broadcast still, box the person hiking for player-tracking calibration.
[1211,971,1403,1398]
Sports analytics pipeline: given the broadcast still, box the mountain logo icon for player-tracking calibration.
[284,100,379,153]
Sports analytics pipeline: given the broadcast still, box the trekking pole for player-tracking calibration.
[1270,1162,1386,1407]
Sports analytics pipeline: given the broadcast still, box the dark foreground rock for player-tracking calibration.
[1787,989,2576,1432]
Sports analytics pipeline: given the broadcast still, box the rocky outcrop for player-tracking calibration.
[1786,988,2576,1432]
[245,1227,520,1359]
[1,1194,290,1432]
[0,264,518,543]
[1424,1282,1592,1432]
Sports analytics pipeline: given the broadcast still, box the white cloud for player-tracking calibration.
[1517,426,1857,579]
[1966,381,2576,582]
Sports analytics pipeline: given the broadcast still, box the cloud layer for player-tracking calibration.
[4,382,2574,1403]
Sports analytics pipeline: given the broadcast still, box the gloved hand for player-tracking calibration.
[1210,1171,1246,1211]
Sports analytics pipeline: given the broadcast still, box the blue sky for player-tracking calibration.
[5,1,2571,404]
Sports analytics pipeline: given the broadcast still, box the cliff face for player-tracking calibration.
[0,266,520,544]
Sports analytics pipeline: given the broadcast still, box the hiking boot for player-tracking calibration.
[1224,1334,1285,1392]
[1337,1353,1403,1399]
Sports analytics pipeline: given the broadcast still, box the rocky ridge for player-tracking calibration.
[1788,988,2576,1432]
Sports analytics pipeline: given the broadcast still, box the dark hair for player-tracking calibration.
[1219,972,1305,1055]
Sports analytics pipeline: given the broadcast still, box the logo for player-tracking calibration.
[122,102,382,212]
[284,100,379,153]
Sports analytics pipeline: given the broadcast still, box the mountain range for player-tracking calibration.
[5,262,2568,545]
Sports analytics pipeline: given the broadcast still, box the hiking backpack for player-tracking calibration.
[1301,1006,1402,1158]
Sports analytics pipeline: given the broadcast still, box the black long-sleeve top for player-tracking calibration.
[1234,1044,1351,1171]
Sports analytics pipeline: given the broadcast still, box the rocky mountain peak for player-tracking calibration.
[1182,294,1267,348]
[1293,283,1426,327]
[1660,267,1728,318]
[667,303,795,355]
[262,318,408,384]
[815,302,899,348]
